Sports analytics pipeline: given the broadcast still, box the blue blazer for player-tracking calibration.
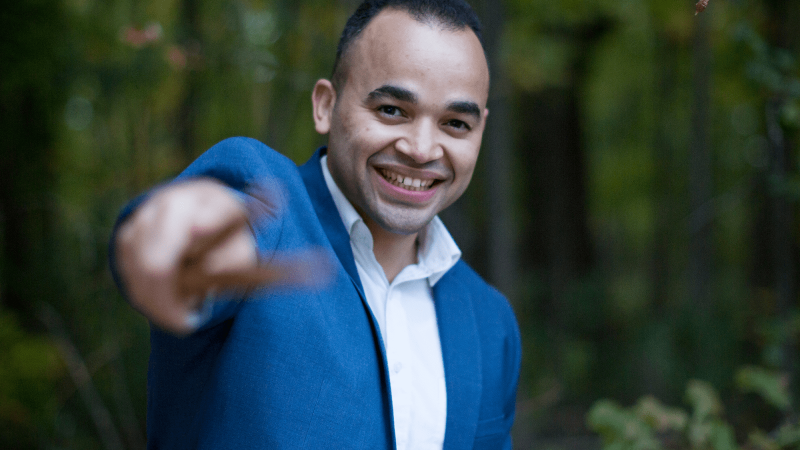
[112,137,521,449]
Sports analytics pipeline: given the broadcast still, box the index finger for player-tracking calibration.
[179,249,333,298]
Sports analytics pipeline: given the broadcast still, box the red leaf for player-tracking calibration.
[695,0,710,15]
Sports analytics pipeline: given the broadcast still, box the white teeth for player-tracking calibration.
[380,169,435,191]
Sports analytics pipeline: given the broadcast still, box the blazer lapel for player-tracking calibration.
[434,268,483,449]
[297,147,365,295]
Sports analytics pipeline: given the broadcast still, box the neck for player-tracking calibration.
[365,221,418,283]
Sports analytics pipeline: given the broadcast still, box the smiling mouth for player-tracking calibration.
[379,168,437,192]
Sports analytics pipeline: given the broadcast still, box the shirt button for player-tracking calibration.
[393,363,403,374]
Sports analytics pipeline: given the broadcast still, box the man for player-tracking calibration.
[112,0,521,448]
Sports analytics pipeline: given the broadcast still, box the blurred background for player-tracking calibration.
[1,0,798,448]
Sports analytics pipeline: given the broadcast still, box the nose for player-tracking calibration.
[395,119,443,164]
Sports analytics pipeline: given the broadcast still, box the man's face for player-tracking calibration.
[313,9,490,236]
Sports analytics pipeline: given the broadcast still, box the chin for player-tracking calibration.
[371,211,434,236]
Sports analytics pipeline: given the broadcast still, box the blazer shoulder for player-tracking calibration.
[446,261,511,307]
[440,261,520,346]
[178,137,300,189]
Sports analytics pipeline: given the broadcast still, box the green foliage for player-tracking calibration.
[587,398,673,450]
[684,380,738,450]
[588,369,800,450]
[0,311,64,447]
[736,366,792,412]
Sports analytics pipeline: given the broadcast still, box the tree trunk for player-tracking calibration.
[0,0,63,324]
[480,0,517,301]
[688,12,715,380]
[515,18,607,383]
[646,31,680,397]
[176,0,202,165]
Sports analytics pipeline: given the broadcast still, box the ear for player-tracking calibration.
[312,79,336,135]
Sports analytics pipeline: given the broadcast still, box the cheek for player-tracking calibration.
[354,124,406,161]
[360,119,397,140]
[452,147,480,182]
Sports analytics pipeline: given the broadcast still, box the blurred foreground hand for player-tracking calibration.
[115,179,305,335]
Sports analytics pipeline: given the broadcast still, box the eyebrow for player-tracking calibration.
[366,84,483,120]
[446,100,482,120]
[367,85,417,103]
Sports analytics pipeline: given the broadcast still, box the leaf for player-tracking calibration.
[774,422,800,446]
[735,366,791,411]
[588,400,631,438]
[686,380,723,421]
[748,430,779,450]
[695,0,710,15]
[635,396,688,432]
[587,400,663,449]
[708,421,738,450]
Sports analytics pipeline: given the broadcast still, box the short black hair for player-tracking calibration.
[331,0,485,90]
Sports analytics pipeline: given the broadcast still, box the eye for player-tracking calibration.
[377,105,403,117]
[446,119,471,131]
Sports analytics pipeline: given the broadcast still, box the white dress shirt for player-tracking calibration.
[321,155,461,450]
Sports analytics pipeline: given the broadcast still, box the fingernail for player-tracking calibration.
[184,291,215,331]
[184,311,204,330]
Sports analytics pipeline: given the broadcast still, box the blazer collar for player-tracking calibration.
[298,147,365,294]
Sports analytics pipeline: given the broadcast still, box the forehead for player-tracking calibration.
[342,9,490,106]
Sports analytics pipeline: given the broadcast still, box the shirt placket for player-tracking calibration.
[384,284,414,450]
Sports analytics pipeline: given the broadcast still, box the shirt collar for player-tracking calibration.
[320,154,461,286]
